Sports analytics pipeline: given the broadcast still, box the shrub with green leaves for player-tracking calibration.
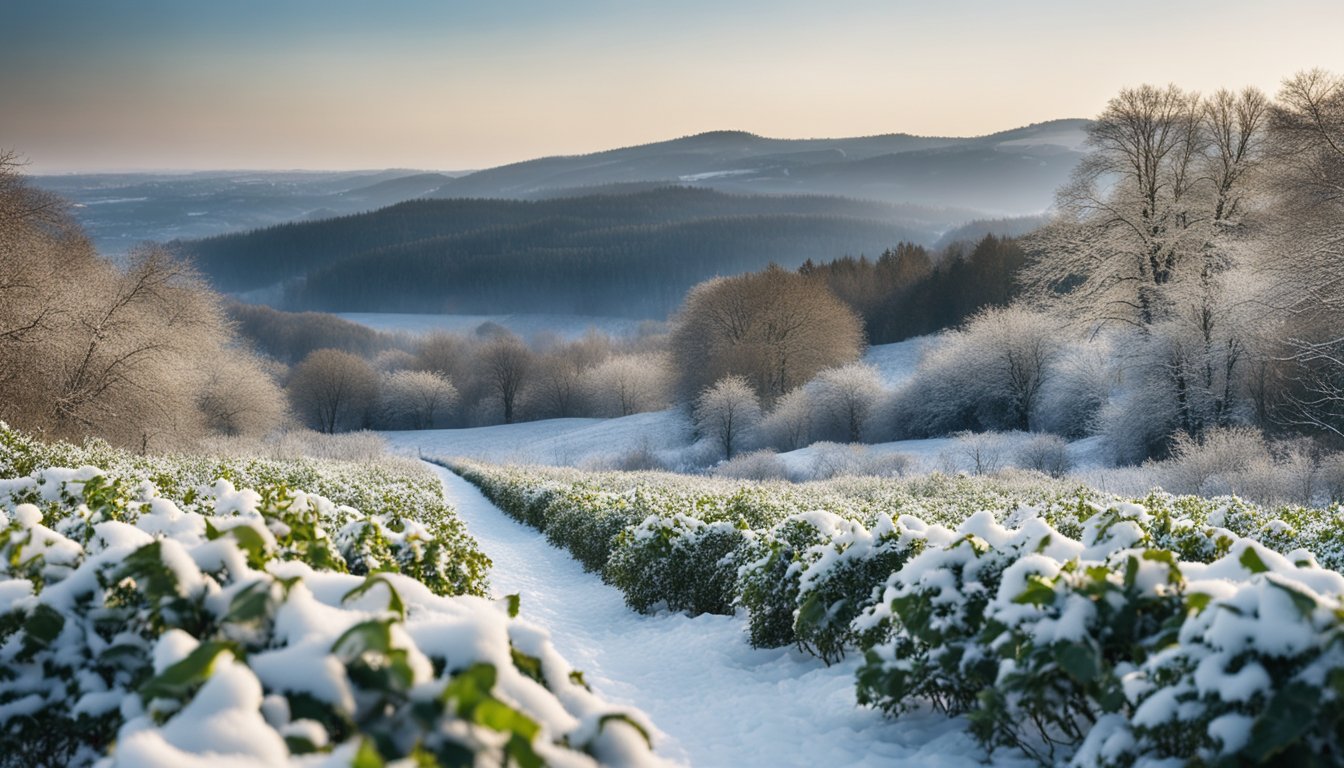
[0,427,667,767]
[449,457,1344,765]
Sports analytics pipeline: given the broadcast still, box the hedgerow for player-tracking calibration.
[0,426,665,767]
[449,458,1344,765]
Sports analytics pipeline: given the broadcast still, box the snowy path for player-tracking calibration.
[428,463,1022,767]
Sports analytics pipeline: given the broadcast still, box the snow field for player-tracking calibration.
[452,459,1344,765]
[429,463,1021,767]
[0,425,666,767]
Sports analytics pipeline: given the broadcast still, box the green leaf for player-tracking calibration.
[568,669,591,691]
[511,647,544,685]
[1240,546,1270,575]
[141,641,238,701]
[1012,575,1056,607]
[352,738,385,768]
[1186,592,1212,614]
[1056,642,1099,685]
[331,618,394,662]
[225,524,270,570]
[17,603,64,662]
[1269,579,1318,618]
[1245,681,1318,762]
[598,713,653,749]
[342,575,406,619]
[225,580,272,624]
[474,698,541,741]
[504,593,521,618]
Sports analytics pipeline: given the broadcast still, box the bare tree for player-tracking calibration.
[1267,70,1344,438]
[583,353,671,417]
[288,349,379,433]
[1025,85,1268,328]
[480,334,532,424]
[198,352,288,438]
[694,375,762,460]
[670,266,864,404]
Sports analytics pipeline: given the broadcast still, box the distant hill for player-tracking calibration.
[32,168,471,255]
[425,120,1089,213]
[178,187,946,317]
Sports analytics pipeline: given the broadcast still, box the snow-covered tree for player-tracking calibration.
[583,353,670,417]
[1266,70,1344,438]
[809,362,884,443]
[694,375,762,460]
[380,369,458,429]
[759,387,813,451]
[1025,85,1268,329]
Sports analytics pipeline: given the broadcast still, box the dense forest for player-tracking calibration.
[177,187,943,316]
[800,235,1027,343]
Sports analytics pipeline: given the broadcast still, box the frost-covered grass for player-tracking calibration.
[0,426,664,767]
[452,459,1344,765]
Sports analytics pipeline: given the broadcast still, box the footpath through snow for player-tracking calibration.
[427,463,1026,767]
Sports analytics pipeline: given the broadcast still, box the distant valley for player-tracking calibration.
[37,120,1088,314]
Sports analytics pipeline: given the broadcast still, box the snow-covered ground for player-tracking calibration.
[337,312,650,341]
[382,410,692,467]
[428,463,1027,767]
[862,335,935,388]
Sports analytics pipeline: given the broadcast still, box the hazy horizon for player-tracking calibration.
[5,0,1343,174]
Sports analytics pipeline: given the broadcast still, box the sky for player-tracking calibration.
[4,0,1343,173]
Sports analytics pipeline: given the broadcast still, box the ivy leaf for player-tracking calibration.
[1239,546,1270,575]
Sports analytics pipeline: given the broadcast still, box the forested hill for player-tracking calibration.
[427,120,1089,213]
[177,187,950,317]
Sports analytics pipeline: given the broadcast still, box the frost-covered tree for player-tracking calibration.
[694,375,762,460]
[759,387,813,451]
[380,369,458,429]
[893,306,1061,436]
[288,349,379,433]
[1026,85,1268,328]
[670,266,863,404]
[583,353,670,417]
[809,362,884,443]
[1266,70,1344,438]
[197,352,288,438]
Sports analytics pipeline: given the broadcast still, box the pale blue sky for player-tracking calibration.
[4,0,1342,172]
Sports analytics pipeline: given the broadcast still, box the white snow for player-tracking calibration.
[427,462,1024,767]
[382,410,692,467]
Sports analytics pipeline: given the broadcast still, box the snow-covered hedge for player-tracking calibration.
[0,428,665,767]
[452,459,1344,765]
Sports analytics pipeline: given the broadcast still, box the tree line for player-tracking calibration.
[178,187,934,318]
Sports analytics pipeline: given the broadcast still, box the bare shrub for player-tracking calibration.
[954,431,1009,476]
[1016,434,1072,478]
[712,450,789,481]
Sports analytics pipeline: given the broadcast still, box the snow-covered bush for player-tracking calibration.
[0,428,665,767]
[712,450,790,481]
[805,443,914,481]
[452,457,1344,765]
[1017,433,1073,477]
